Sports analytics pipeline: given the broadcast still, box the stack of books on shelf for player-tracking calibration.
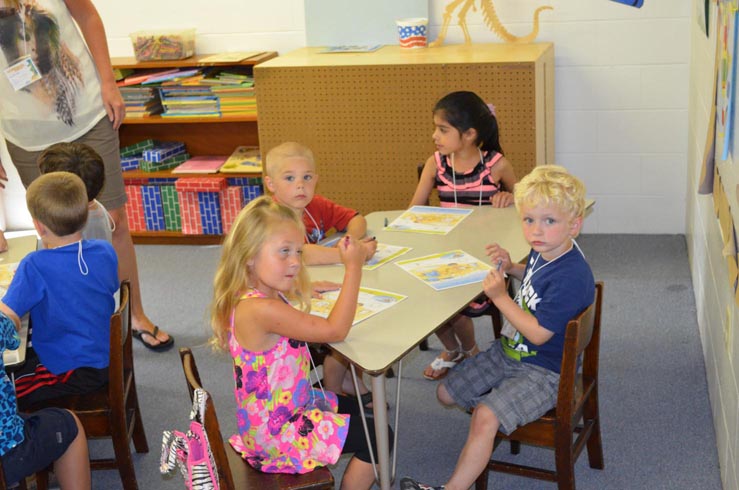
[119,86,162,118]
[206,70,257,117]
[116,67,258,118]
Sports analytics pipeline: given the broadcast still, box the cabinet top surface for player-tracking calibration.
[255,43,552,69]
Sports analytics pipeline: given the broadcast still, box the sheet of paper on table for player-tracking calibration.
[310,287,406,325]
[385,206,472,235]
[395,249,491,291]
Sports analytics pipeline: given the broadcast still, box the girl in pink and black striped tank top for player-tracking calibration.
[411,91,517,209]
[410,91,519,380]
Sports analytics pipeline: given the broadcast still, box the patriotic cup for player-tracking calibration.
[396,18,428,48]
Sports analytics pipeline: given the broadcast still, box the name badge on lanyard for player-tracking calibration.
[4,55,42,91]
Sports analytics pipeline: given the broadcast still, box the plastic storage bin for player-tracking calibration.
[130,29,195,61]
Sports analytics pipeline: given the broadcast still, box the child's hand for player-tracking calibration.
[490,191,514,208]
[361,236,378,260]
[311,280,341,298]
[338,236,365,269]
[483,267,508,302]
[485,243,512,272]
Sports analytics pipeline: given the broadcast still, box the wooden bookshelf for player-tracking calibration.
[113,52,276,244]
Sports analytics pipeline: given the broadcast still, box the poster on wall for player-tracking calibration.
[716,1,739,161]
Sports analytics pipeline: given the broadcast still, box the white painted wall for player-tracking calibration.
[687,1,739,488]
[1,0,690,234]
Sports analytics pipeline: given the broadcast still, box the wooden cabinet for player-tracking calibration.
[112,53,277,244]
[255,44,553,213]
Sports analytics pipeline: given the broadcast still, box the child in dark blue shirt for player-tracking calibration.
[402,165,595,490]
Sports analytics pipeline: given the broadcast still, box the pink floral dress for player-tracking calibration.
[228,289,349,473]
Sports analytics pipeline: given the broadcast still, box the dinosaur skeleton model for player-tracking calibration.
[430,0,553,47]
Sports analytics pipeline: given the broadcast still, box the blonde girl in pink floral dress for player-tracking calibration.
[210,196,387,490]
[227,288,348,473]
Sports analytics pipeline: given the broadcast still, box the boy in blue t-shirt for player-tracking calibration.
[1,313,90,488]
[401,165,595,490]
[0,172,118,409]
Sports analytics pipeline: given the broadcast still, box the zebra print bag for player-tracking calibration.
[160,388,219,490]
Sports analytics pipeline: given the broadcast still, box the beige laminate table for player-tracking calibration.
[308,206,531,490]
[1,234,38,369]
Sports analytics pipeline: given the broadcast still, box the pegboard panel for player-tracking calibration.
[256,44,553,214]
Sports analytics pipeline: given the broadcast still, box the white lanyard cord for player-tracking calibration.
[303,208,321,243]
[19,6,28,57]
[450,148,486,207]
[528,238,585,279]
[306,344,328,404]
[77,240,89,276]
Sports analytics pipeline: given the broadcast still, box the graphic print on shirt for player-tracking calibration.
[501,256,540,360]
[0,0,84,126]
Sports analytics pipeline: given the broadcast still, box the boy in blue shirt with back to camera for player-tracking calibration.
[1,313,90,489]
[401,165,595,490]
[0,171,118,410]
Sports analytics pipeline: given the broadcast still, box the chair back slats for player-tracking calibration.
[108,281,131,415]
[179,348,236,490]
[582,282,604,381]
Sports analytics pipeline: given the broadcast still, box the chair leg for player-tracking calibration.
[111,420,139,490]
[419,339,429,351]
[509,440,520,454]
[129,385,150,453]
[584,390,604,469]
[35,470,49,490]
[474,466,490,490]
[554,434,576,490]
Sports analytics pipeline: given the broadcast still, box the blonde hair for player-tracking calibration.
[210,195,311,350]
[514,165,586,219]
[26,171,88,236]
[264,141,315,178]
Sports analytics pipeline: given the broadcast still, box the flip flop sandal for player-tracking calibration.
[133,326,175,352]
[423,350,464,381]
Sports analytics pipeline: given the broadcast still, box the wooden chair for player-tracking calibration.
[178,348,335,490]
[26,281,149,490]
[475,281,605,490]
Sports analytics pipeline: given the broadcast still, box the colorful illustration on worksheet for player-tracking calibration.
[385,206,472,235]
[396,250,491,291]
[310,287,407,326]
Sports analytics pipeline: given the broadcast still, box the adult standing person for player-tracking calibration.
[0,0,173,350]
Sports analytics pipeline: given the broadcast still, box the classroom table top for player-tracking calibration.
[308,206,530,374]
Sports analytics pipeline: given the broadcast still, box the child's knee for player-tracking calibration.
[470,404,500,435]
[436,383,455,406]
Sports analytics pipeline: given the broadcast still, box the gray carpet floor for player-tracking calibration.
[84,234,721,489]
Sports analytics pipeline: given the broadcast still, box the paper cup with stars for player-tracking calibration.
[396,18,428,48]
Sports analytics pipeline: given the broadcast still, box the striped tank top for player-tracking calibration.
[434,150,503,207]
